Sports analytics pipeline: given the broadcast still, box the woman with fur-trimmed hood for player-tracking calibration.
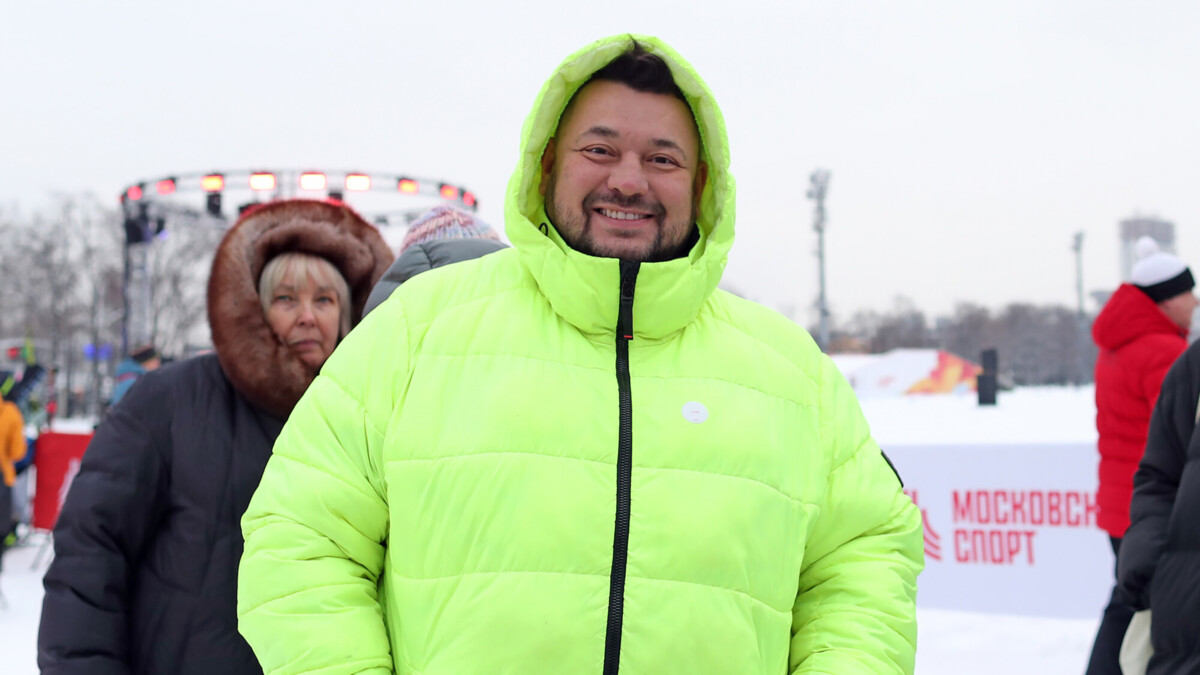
[38,199,392,675]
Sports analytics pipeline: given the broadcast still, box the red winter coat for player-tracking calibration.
[1092,283,1187,537]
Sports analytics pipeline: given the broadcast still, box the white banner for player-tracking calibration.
[886,442,1112,618]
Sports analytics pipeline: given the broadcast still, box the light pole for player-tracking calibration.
[807,169,831,350]
[1072,232,1087,385]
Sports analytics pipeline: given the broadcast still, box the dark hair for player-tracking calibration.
[130,344,159,364]
[586,39,686,103]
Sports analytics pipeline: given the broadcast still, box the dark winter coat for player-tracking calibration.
[40,355,282,674]
[37,200,392,675]
[362,236,508,317]
[1117,338,1200,674]
[1092,283,1187,537]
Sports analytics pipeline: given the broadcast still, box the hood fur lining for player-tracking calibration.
[207,200,393,418]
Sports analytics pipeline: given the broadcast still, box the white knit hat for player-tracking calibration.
[1131,236,1194,302]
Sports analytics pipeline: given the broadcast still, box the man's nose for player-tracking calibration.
[607,155,649,196]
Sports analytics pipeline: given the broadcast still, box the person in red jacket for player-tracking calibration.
[1086,236,1196,675]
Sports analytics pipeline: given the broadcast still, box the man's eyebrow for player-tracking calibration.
[578,125,619,140]
[651,138,688,161]
[576,126,690,161]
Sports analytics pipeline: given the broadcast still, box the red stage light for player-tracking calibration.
[202,174,225,192]
[345,174,371,191]
[249,173,276,191]
[299,172,327,190]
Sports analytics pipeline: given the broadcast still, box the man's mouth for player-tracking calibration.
[596,207,652,222]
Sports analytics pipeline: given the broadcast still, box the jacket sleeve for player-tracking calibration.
[1137,335,1186,411]
[37,372,171,675]
[4,403,27,468]
[789,356,924,675]
[1118,342,1198,609]
[238,316,397,674]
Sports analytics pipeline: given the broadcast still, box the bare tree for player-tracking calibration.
[143,221,225,355]
[2,196,127,414]
[0,209,26,338]
[827,297,1095,386]
[866,296,934,352]
[75,198,126,412]
[936,302,993,364]
[8,202,85,367]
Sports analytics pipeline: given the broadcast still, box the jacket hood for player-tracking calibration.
[505,34,735,339]
[1093,283,1186,351]
[362,237,508,317]
[208,199,393,418]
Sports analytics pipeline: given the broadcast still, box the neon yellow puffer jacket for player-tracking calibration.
[239,34,922,675]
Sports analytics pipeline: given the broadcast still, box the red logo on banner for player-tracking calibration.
[922,510,943,561]
[906,489,942,561]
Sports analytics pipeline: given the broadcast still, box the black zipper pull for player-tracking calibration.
[617,261,639,341]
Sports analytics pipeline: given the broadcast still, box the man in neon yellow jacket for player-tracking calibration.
[239,35,923,674]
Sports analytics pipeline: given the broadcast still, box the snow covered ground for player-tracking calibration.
[2,538,53,675]
[858,383,1098,446]
[1,534,1099,674]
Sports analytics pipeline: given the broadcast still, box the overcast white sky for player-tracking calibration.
[2,1,1196,321]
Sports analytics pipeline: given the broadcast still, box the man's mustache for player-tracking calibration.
[583,191,665,218]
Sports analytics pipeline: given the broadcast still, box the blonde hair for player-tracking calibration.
[258,252,352,337]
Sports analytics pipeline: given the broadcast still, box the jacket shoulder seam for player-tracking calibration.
[707,309,820,388]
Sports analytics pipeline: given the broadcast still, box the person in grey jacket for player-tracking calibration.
[363,204,507,316]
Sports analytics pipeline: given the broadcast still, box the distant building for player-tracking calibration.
[1119,216,1175,281]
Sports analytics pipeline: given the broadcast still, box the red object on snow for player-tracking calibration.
[33,431,92,531]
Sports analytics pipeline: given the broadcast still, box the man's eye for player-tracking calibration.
[584,147,612,156]
[650,156,679,166]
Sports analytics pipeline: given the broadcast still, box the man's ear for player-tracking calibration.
[539,138,557,197]
[693,161,709,211]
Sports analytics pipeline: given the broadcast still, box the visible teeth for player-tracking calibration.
[601,209,645,221]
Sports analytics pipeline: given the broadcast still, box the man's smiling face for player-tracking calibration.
[541,80,707,262]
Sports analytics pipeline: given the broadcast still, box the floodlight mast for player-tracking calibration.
[807,169,831,351]
[1072,232,1087,385]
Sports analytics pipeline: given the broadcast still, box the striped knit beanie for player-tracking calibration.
[1131,236,1195,303]
[399,205,501,254]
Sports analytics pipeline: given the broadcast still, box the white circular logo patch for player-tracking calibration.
[682,401,708,424]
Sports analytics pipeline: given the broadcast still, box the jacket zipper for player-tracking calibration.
[603,260,640,675]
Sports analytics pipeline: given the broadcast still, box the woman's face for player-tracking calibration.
[265,270,341,369]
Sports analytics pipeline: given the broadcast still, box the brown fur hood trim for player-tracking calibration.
[207,199,394,418]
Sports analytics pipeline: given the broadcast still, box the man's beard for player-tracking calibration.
[544,173,695,263]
